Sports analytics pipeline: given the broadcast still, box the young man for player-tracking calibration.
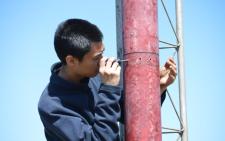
[38,19,177,141]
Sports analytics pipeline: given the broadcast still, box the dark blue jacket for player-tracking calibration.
[38,63,166,141]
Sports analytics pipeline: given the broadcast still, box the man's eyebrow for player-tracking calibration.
[101,48,105,53]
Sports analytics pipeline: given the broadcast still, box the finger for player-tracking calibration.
[164,60,171,68]
[166,59,176,69]
[165,58,173,68]
[169,57,176,63]
[169,58,177,67]
[105,57,116,69]
[168,60,177,70]
[169,66,177,76]
[160,67,169,76]
[115,65,121,75]
[169,59,177,68]
[100,57,107,66]
[169,63,177,71]
[111,61,119,71]
[99,57,107,73]
[169,74,176,81]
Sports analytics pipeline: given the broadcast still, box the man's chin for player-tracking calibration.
[89,72,99,77]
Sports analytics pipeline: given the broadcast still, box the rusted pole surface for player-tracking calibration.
[123,0,162,141]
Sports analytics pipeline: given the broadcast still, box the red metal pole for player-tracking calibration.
[123,0,162,141]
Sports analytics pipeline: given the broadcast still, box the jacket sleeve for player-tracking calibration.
[161,90,167,105]
[93,84,121,141]
[39,84,121,141]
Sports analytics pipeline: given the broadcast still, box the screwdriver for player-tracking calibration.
[116,59,129,63]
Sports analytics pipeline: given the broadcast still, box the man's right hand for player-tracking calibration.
[99,57,121,86]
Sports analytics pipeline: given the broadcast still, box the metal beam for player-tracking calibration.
[176,0,188,141]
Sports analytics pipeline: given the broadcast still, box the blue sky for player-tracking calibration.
[0,0,225,141]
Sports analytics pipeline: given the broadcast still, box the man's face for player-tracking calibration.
[77,42,105,77]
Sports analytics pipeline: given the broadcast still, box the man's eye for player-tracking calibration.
[94,56,101,60]
[97,55,103,59]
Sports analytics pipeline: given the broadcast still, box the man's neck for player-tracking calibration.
[58,65,83,84]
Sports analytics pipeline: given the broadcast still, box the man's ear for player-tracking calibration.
[65,55,79,67]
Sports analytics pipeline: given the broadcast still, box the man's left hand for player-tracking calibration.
[160,57,177,94]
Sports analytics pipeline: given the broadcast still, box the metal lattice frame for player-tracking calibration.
[159,0,188,141]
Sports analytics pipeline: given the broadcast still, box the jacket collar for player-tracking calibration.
[49,62,90,91]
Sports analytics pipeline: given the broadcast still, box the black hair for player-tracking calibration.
[54,19,103,64]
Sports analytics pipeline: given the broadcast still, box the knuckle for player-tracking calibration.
[100,57,106,62]
[109,57,116,63]
[114,61,119,66]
